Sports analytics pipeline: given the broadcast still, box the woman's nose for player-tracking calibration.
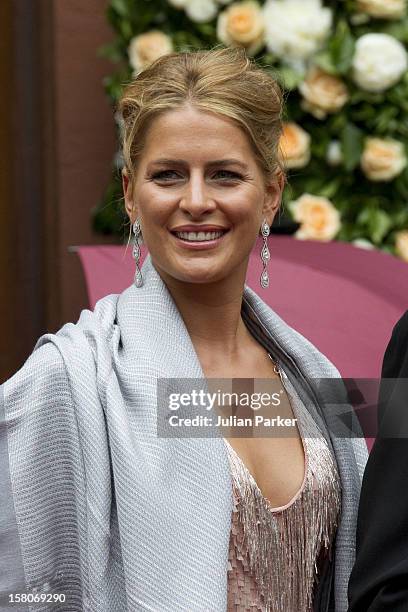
[178,173,217,217]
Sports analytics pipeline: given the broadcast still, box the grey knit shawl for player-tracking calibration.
[1,254,367,611]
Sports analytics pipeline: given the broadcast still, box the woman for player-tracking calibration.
[0,47,367,611]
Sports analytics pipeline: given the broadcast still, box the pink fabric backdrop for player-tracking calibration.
[77,236,408,378]
[76,236,408,449]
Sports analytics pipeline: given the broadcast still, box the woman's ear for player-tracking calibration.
[262,169,285,226]
[122,168,138,223]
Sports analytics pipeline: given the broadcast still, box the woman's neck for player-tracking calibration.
[156,265,253,362]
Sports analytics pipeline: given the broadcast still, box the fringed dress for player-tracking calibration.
[225,363,341,611]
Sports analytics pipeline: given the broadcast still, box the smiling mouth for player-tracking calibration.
[170,229,230,242]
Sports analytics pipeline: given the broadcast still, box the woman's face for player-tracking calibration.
[123,104,282,287]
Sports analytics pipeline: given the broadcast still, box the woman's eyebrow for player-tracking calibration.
[149,158,249,169]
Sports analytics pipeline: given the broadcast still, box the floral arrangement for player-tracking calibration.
[95,0,408,262]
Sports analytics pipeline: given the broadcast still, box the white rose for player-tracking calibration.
[361,137,407,181]
[290,193,341,241]
[352,33,408,92]
[262,0,332,62]
[356,0,407,20]
[395,230,408,262]
[217,1,265,56]
[299,66,349,120]
[350,12,371,25]
[167,0,189,7]
[352,238,376,250]
[326,140,343,166]
[279,122,311,169]
[185,0,218,22]
[128,31,173,75]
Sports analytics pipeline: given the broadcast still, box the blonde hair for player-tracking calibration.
[118,45,285,200]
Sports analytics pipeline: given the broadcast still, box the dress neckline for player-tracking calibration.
[223,435,309,514]
[223,358,309,513]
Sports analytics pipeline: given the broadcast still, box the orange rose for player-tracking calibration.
[279,122,311,169]
[299,66,349,120]
[395,230,408,262]
[290,193,341,241]
[128,31,173,75]
[357,0,406,19]
[361,138,407,181]
[217,1,265,56]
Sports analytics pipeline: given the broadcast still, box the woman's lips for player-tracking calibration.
[169,229,230,250]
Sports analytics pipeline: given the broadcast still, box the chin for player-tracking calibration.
[167,263,226,286]
[178,271,224,285]
[153,254,232,286]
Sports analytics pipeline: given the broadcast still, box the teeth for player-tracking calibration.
[175,230,225,242]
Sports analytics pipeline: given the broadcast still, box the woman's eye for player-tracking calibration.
[213,170,242,180]
[152,170,181,180]
[151,170,242,182]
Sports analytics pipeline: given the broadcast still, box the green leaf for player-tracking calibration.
[110,0,131,18]
[103,67,131,102]
[380,111,399,134]
[119,18,133,41]
[350,90,385,106]
[369,209,393,244]
[277,66,304,90]
[313,51,338,75]
[172,30,205,51]
[258,52,278,66]
[318,178,342,199]
[329,113,347,133]
[392,207,408,228]
[340,123,364,171]
[98,41,125,63]
[282,184,295,208]
[356,207,371,226]
[338,221,361,242]
[395,166,408,199]
[329,20,355,75]
[194,23,216,37]
[92,168,127,237]
[397,118,408,138]
[381,244,395,255]
[382,17,408,44]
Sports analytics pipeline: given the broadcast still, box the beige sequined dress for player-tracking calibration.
[224,365,341,612]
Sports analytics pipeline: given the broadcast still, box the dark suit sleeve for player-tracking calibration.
[348,311,408,611]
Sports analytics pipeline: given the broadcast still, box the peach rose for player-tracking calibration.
[299,66,349,120]
[217,1,265,56]
[128,31,173,75]
[279,122,311,169]
[290,193,341,241]
[395,230,408,262]
[361,138,407,181]
[357,0,406,19]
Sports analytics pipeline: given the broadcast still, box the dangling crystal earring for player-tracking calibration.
[260,218,270,289]
[132,218,143,287]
